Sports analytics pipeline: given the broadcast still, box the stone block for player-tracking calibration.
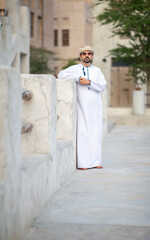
[0,66,21,180]
[21,74,57,156]
[0,66,21,240]
[132,90,145,115]
[57,78,77,141]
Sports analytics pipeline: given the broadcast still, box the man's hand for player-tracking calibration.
[79,77,91,85]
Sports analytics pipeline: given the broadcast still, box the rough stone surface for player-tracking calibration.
[0,3,29,73]
[21,74,57,156]
[19,75,77,238]
[0,71,77,240]
[22,126,150,240]
[0,66,22,240]
[57,78,77,140]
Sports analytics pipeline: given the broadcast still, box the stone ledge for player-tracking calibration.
[108,115,150,126]
[21,154,53,174]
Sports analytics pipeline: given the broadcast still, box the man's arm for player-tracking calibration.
[58,66,79,82]
[88,69,106,92]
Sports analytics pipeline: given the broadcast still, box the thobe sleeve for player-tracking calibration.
[89,69,106,92]
[58,66,80,82]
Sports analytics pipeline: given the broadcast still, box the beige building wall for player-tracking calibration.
[92,0,130,106]
[53,0,93,74]
[43,0,54,51]
[21,0,54,51]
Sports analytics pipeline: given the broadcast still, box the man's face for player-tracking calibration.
[80,50,93,63]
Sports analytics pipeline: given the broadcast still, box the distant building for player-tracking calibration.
[92,1,137,108]
[20,0,93,76]
[53,0,93,75]
[20,0,54,51]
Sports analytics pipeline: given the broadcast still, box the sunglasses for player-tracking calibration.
[81,52,93,56]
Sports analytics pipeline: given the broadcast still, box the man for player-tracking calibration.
[58,46,106,170]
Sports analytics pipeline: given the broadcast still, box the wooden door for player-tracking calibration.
[110,67,135,107]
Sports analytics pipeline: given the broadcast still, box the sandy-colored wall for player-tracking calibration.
[92,0,129,106]
[21,74,56,156]
[20,0,54,51]
[43,0,54,51]
[53,1,93,72]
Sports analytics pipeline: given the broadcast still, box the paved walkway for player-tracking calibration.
[23,126,150,240]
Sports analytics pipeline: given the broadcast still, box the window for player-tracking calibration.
[112,57,131,67]
[54,30,58,47]
[38,16,43,43]
[62,30,69,46]
[30,12,34,37]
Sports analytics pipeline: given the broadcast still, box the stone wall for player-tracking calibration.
[0,66,22,240]
[0,72,77,240]
[0,1,107,240]
[0,0,30,73]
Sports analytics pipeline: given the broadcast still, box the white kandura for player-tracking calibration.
[58,63,106,168]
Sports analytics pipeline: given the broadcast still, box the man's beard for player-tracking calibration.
[83,57,92,63]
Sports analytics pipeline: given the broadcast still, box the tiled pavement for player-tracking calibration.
[23,126,150,240]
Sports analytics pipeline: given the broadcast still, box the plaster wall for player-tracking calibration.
[20,75,77,239]
[0,66,22,240]
[57,78,77,176]
[57,78,76,140]
[0,1,30,73]
[0,71,77,240]
[92,0,129,106]
[21,74,57,156]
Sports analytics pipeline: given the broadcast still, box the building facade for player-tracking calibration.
[92,0,136,107]
[19,0,93,75]
[20,0,54,73]
[53,0,93,75]
[20,0,54,51]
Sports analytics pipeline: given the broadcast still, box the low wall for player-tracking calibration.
[108,107,150,125]
[20,75,77,238]
[0,71,77,240]
[57,78,77,175]
[0,71,107,240]
[21,74,57,156]
[0,66,22,240]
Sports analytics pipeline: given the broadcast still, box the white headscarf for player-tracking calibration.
[79,45,94,55]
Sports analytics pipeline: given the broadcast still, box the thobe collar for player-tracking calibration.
[79,63,93,68]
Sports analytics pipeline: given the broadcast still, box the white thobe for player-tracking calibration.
[58,63,106,168]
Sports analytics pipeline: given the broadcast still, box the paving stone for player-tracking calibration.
[22,126,150,240]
